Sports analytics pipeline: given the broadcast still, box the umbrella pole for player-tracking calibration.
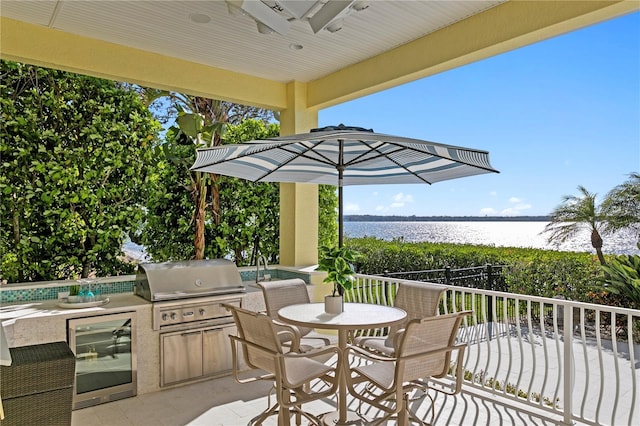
[338,139,344,248]
[338,184,343,248]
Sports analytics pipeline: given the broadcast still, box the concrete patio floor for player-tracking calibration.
[71,373,565,426]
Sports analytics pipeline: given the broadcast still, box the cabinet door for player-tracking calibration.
[202,324,235,376]
[162,330,203,386]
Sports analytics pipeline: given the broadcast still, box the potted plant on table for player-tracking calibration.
[316,245,361,314]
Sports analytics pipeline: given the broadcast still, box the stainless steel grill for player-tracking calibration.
[134,259,246,387]
[134,259,245,302]
[134,259,246,331]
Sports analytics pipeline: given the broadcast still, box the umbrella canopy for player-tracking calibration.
[191,125,499,246]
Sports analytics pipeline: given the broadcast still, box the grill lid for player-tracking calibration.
[135,259,245,301]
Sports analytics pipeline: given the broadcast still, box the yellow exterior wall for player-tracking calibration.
[278,82,320,268]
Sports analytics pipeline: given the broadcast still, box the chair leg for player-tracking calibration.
[279,392,292,426]
[396,393,410,426]
[249,402,279,426]
[405,390,432,426]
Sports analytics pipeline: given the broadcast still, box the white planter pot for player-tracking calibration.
[324,295,343,314]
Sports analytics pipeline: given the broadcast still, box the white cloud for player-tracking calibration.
[509,197,522,203]
[480,207,497,215]
[490,191,497,197]
[344,202,360,212]
[500,203,532,216]
[393,193,414,203]
[387,192,414,209]
[375,205,385,212]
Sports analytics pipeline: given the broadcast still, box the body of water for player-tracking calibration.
[344,221,639,256]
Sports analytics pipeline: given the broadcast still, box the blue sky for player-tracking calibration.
[318,11,640,217]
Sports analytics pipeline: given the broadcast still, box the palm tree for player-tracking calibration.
[602,172,640,238]
[543,186,609,265]
[136,87,273,259]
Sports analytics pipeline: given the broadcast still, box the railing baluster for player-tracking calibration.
[502,295,513,400]
[552,302,562,413]
[610,312,619,425]
[482,294,492,387]
[578,307,589,420]
[539,301,549,408]
[562,297,573,425]
[526,300,536,403]
[491,294,502,393]
[627,313,637,426]
[514,297,525,398]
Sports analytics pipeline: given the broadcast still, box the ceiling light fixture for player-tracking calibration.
[351,1,369,12]
[325,19,344,33]
[256,21,275,34]
[189,13,211,24]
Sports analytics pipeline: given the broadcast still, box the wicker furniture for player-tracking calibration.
[0,342,76,426]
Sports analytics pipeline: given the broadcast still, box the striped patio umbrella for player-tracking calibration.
[191,125,499,246]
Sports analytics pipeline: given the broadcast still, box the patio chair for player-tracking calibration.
[345,311,472,426]
[353,281,446,356]
[257,279,337,352]
[228,305,340,425]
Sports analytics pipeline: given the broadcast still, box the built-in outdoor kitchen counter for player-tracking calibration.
[0,288,266,397]
[0,263,312,407]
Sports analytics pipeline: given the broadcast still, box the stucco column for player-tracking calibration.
[278,81,319,267]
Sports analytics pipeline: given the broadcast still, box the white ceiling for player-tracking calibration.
[0,0,505,83]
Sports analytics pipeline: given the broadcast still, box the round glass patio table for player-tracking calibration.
[278,302,407,425]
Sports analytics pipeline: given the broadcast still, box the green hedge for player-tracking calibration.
[347,237,604,303]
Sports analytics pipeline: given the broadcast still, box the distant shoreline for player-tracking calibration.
[344,215,551,222]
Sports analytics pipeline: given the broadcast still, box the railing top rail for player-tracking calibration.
[355,273,640,316]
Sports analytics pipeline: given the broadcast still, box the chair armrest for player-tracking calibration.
[346,343,397,363]
[413,343,467,395]
[276,329,301,352]
[229,335,276,384]
[272,320,303,352]
[391,327,405,350]
[283,344,340,362]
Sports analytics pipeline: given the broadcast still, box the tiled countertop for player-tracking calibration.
[0,293,150,348]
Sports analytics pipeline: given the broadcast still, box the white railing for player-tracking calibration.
[347,274,640,426]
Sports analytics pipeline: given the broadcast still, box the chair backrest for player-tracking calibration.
[229,306,283,374]
[395,311,471,383]
[385,281,446,346]
[258,279,314,337]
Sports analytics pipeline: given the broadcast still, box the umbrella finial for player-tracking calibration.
[311,124,374,133]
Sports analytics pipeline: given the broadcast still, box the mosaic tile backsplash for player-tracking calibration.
[0,281,135,304]
[1,268,309,304]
